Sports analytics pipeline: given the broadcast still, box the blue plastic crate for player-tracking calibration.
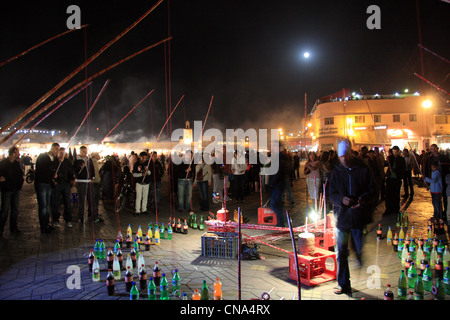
[201,232,238,259]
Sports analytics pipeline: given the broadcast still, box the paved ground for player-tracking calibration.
[0,162,448,302]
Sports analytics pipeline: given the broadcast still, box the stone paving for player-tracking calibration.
[0,162,448,301]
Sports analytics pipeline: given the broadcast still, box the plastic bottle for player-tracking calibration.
[160,273,169,300]
[130,282,139,300]
[443,267,450,295]
[213,278,222,300]
[404,233,410,247]
[403,212,409,227]
[384,284,394,300]
[396,212,402,228]
[92,256,100,282]
[414,275,424,300]
[113,254,121,280]
[144,234,151,251]
[183,219,189,234]
[88,250,95,273]
[137,225,143,242]
[435,255,444,279]
[435,278,445,300]
[397,270,407,300]
[125,266,133,292]
[182,292,188,300]
[420,254,429,276]
[192,289,201,300]
[138,252,145,270]
[106,269,115,296]
[443,245,450,269]
[139,264,148,290]
[408,239,416,260]
[407,261,417,289]
[401,243,409,265]
[172,269,181,297]
[116,248,123,270]
[116,230,123,248]
[427,223,433,240]
[423,239,431,259]
[154,225,160,246]
[386,227,392,245]
[176,219,182,233]
[167,223,173,240]
[399,227,405,243]
[199,216,205,231]
[160,223,166,239]
[148,277,157,300]
[407,290,414,300]
[422,265,432,292]
[397,239,404,259]
[437,240,445,255]
[106,248,114,270]
[430,245,438,269]
[404,252,413,273]
[432,234,439,247]
[376,224,382,240]
[147,225,153,244]
[93,239,100,257]
[410,226,416,244]
[415,246,424,271]
[193,214,198,229]
[114,240,121,254]
[130,249,137,269]
[127,224,132,237]
[392,233,399,252]
[200,280,209,300]
[152,261,161,286]
[417,234,424,249]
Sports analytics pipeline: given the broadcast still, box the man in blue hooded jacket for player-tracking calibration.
[329,139,376,296]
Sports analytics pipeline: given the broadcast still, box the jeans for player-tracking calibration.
[270,184,286,227]
[335,228,364,290]
[149,181,161,206]
[52,182,72,223]
[385,178,402,214]
[177,179,193,211]
[283,178,294,204]
[87,182,100,220]
[0,190,20,233]
[432,193,443,220]
[35,183,52,231]
[403,170,414,196]
[197,181,209,211]
[76,182,88,220]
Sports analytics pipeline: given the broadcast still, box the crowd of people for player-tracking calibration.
[0,141,449,237]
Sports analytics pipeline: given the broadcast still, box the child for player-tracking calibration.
[446,174,450,226]
[425,161,443,221]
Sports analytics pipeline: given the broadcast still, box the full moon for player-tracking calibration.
[303,52,310,58]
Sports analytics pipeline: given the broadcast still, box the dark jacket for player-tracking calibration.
[386,155,406,180]
[133,159,151,184]
[34,153,57,185]
[0,158,24,192]
[73,156,91,180]
[329,158,375,229]
[55,158,75,185]
[269,151,290,190]
[148,159,164,182]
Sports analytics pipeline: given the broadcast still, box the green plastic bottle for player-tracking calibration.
[199,216,204,231]
[172,269,181,297]
[407,261,417,289]
[422,264,433,292]
[130,282,139,300]
[200,280,209,300]
[99,239,106,259]
[435,278,445,300]
[114,240,121,254]
[397,270,407,300]
[160,273,169,300]
[160,223,166,239]
[94,239,100,257]
[414,274,424,300]
[193,214,198,229]
[397,239,404,259]
[167,224,173,240]
[443,267,450,295]
[147,277,157,300]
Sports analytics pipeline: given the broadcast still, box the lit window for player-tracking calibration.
[393,115,400,122]
[409,114,417,122]
[374,115,381,123]
[324,117,334,125]
[355,115,365,123]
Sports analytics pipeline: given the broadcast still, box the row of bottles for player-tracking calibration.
[192,279,222,300]
[393,266,450,300]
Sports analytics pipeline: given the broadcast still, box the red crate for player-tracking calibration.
[257,207,277,226]
[288,247,337,286]
[217,209,230,222]
[314,228,336,250]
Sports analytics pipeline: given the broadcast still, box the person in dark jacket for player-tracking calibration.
[384,146,406,215]
[51,148,75,228]
[133,151,151,215]
[148,151,164,212]
[329,139,375,296]
[269,143,290,227]
[0,147,24,235]
[35,143,60,233]
[73,146,90,223]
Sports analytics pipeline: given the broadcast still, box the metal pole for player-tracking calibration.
[286,210,301,300]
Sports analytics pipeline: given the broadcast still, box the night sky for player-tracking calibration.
[0,0,448,143]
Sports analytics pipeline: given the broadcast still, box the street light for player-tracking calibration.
[422,100,432,109]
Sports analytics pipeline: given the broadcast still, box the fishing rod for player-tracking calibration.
[0,25,88,68]
[0,0,164,136]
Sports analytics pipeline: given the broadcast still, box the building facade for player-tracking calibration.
[307,93,449,152]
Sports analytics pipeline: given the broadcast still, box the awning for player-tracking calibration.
[353,129,390,145]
